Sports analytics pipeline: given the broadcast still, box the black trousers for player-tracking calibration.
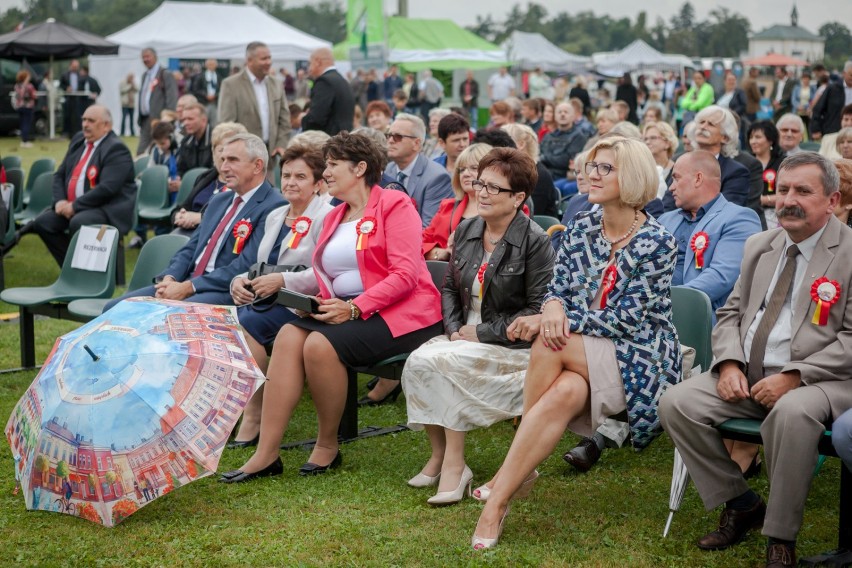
[33,207,111,266]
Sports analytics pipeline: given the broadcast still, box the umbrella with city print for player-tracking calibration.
[5,298,265,526]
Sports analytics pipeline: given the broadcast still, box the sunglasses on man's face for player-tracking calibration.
[386,132,418,143]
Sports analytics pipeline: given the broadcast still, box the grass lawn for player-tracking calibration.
[0,136,845,566]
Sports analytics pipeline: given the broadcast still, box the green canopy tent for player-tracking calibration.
[334,17,506,71]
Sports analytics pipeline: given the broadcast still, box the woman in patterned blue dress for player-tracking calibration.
[472,136,682,550]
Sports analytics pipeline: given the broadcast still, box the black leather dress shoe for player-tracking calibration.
[697,499,766,550]
[563,437,602,472]
[766,542,796,567]
[226,434,259,449]
[298,451,342,476]
[218,457,283,483]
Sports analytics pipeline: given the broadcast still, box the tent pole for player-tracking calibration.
[49,55,55,139]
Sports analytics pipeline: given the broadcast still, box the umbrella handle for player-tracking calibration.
[663,511,675,538]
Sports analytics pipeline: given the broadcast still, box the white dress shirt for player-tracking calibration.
[743,224,827,373]
[72,135,108,200]
[140,64,160,116]
[245,69,270,144]
[197,184,261,274]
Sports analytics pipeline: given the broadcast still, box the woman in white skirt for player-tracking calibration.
[401,147,556,506]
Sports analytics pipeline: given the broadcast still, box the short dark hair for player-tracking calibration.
[437,113,470,141]
[521,98,542,114]
[323,131,386,187]
[151,121,174,140]
[476,147,538,199]
[281,144,326,183]
[288,103,302,116]
[246,42,268,58]
[747,120,782,161]
[472,128,517,149]
[843,104,852,117]
[365,100,392,118]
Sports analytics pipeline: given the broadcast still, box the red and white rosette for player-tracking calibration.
[231,219,253,254]
[356,216,377,250]
[690,231,710,269]
[286,216,311,249]
[810,277,841,326]
[600,264,618,308]
[150,78,160,91]
[86,165,98,187]
[763,169,776,193]
[477,261,488,299]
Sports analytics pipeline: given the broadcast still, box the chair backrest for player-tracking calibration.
[175,167,206,207]
[137,165,170,210]
[6,167,24,213]
[671,286,713,372]
[2,190,13,245]
[425,260,448,290]
[800,141,821,152]
[533,215,561,232]
[2,155,22,170]
[25,158,55,193]
[134,156,150,177]
[127,234,189,292]
[52,224,120,300]
[21,172,55,221]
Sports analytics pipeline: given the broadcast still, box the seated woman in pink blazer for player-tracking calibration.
[221,131,443,482]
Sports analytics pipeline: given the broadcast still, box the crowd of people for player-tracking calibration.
[15,41,852,567]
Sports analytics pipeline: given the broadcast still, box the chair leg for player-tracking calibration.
[115,237,126,286]
[337,368,359,441]
[20,306,35,368]
[841,463,852,550]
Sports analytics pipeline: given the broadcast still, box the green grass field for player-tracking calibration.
[0,137,844,567]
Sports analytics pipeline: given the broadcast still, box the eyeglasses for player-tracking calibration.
[386,132,418,142]
[471,179,515,195]
[643,135,662,143]
[457,166,478,175]
[779,128,801,134]
[584,161,617,177]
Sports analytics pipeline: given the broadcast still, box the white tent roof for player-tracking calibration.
[593,39,692,75]
[501,31,588,73]
[106,1,329,60]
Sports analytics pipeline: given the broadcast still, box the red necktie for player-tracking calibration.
[192,196,243,277]
[67,142,94,202]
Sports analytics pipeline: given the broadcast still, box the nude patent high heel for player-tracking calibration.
[472,505,511,550]
[472,470,539,503]
[426,465,472,506]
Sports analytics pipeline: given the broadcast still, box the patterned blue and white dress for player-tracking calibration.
[546,208,682,450]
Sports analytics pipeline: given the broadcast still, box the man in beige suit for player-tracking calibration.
[660,152,852,568]
[218,42,290,171]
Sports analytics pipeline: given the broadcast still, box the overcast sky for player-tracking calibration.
[0,0,848,37]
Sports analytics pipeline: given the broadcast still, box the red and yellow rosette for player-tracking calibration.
[86,165,98,187]
[690,231,710,269]
[356,216,377,250]
[231,219,253,254]
[810,277,841,326]
[763,169,776,193]
[286,216,311,249]
[477,261,488,299]
[600,264,618,308]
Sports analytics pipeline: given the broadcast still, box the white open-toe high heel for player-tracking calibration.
[473,470,539,503]
[407,471,440,488]
[426,465,473,506]
[472,505,511,550]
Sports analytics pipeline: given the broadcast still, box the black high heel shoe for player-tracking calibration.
[226,434,259,449]
[357,381,402,407]
[298,451,342,476]
[219,457,283,483]
[743,454,762,479]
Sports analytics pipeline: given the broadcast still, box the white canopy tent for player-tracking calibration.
[593,39,692,76]
[501,31,589,73]
[89,1,330,133]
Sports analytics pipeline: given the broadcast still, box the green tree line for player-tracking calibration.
[0,0,847,68]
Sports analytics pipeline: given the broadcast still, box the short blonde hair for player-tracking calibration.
[834,158,852,207]
[586,136,658,208]
[836,127,852,151]
[212,121,248,148]
[596,107,619,127]
[452,143,492,198]
[609,121,641,140]
[501,123,540,162]
[289,129,332,151]
[642,121,679,158]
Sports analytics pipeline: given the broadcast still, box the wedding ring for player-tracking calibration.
[514,330,520,336]
[545,328,550,334]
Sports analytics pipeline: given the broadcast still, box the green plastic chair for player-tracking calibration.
[533,215,562,232]
[6,167,24,213]
[146,167,208,223]
[134,155,150,177]
[68,233,190,320]
[801,141,821,152]
[23,158,55,206]
[15,172,53,226]
[2,155,22,170]
[1,224,120,367]
[136,165,170,223]
[670,286,713,371]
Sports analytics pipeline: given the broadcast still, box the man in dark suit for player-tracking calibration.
[662,106,750,212]
[105,133,284,310]
[459,70,480,127]
[383,113,454,227]
[770,66,796,123]
[190,58,221,125]
[33,105,137,266]
[301,47,355,136]
[811,62,852,142]
[59,60,83,136]
[137,47,179,155]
